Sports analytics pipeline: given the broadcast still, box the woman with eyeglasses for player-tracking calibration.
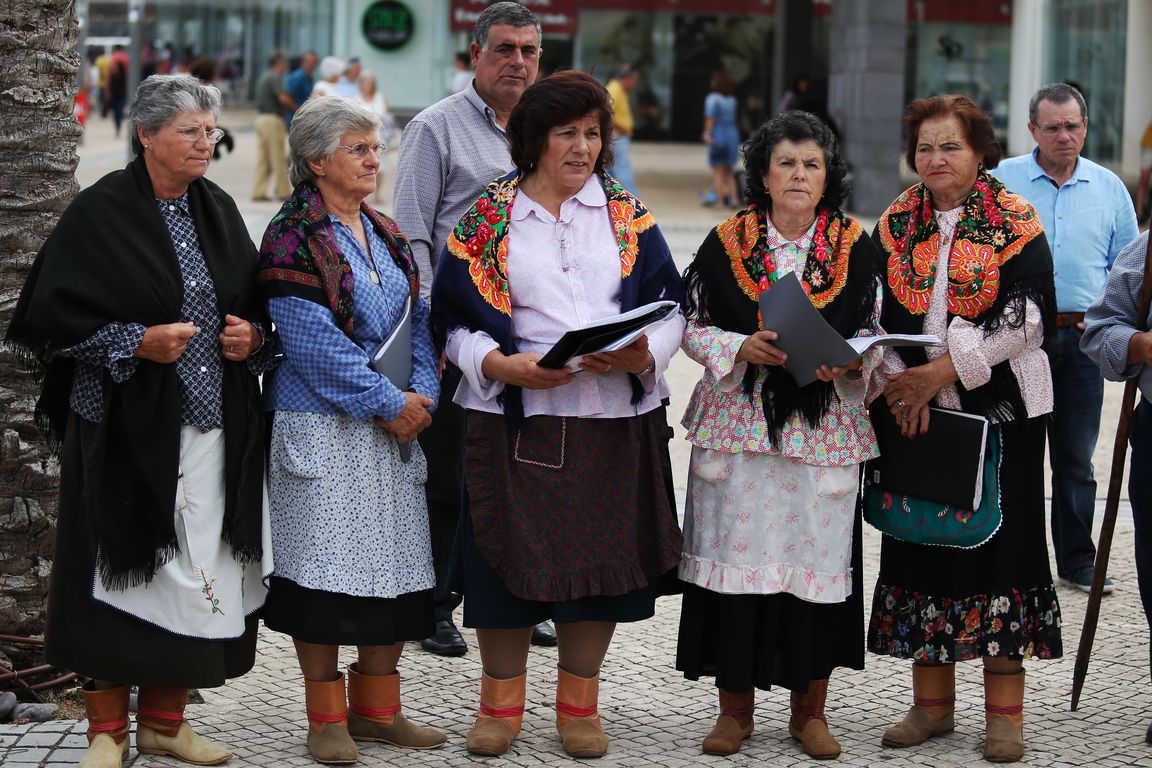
[7,74,277,767]
[256,96,445,764]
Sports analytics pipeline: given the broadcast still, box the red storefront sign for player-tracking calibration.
[449,0,781,36]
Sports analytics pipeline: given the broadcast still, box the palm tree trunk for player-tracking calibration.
[0,0,81,670]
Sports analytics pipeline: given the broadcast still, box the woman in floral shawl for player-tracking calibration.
[256,97,445,764]
[677,110,882,761]
[868,95,1061,763]
[430,70,684,760]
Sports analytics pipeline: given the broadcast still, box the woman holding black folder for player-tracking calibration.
[256,97,446,763]
[868,95,1061,763]
[430,71,685,760]
[677,111,882,760]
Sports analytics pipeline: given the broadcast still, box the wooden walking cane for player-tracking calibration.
[1071,230,1152,711]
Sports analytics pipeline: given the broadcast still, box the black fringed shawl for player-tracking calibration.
[6,157,269,590]
[682,205,880,444]
[874,171,1056,422]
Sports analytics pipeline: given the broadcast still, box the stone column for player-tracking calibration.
[828,0,907,216]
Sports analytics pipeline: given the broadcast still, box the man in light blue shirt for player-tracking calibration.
[993,82,1139,594]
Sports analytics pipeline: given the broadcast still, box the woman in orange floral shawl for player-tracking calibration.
[867,95,1061,764]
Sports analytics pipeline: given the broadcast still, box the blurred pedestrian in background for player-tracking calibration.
[701,69,740,208]
[251,52,295,202]
[606,63,641,194]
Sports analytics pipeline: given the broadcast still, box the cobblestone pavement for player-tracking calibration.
[3,108,1150,767]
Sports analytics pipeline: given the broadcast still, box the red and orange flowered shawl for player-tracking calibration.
[874,170,1055,421]
[431,171,683,424]
[682,203,880,443]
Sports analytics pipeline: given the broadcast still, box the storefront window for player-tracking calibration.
[906,4,1013,148]
[575,9,773,142]
[1045,0,1126,164]
[86,0,333,102]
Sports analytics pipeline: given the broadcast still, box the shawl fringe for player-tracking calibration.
[878,172,1056,422]
[7,156,269,588]
[683,206,879,445]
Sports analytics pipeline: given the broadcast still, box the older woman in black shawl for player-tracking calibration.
[677,111,881,760]
[867,95,1061,763]
[7,74,275,768]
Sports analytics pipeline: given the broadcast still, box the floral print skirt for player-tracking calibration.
[867,416,1063,662]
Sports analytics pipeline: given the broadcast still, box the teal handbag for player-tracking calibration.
[863,428,1002,548]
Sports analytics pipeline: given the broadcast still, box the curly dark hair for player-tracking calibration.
[742,111,848,212]
[903,94,1001,171]
[507,70,614,174]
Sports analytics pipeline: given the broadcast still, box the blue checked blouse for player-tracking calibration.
[62,195,277,429]
[262,212,439,422]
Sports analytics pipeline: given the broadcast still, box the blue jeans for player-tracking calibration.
[608,134,637,195]
[1047,325,1104,576]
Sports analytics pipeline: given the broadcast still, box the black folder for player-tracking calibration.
[863,402,989,509]
[537,300,679,370]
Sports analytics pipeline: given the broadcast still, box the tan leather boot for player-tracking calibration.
[983,668,1025,762]
[136,687,231,765]
[882,663,956,747]
[304,675,358,765]
[555,667,609,758]
[701,689,754,755]
[788,679,841,759]
[345,662,445,749]
[466,671,526,756]
[79,684,130,768]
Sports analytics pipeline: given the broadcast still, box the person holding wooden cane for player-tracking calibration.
[1081,229,1152,741]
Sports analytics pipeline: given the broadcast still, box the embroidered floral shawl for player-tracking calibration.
[683,204,880,444]
[256,182,418,337]
[874,170,1056,421]
[431,171,683,424]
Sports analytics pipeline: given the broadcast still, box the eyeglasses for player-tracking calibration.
[335,143,386,158]
[173,125,226,143]
[1033,121,1085,137]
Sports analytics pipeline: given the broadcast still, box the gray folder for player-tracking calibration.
[370,300,413,462]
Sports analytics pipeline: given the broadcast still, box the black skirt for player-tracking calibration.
[45,415,258,689]
[867,416,1063,662]
[676,502,865,693]
[262,576,434,645]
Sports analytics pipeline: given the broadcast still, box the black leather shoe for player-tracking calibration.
[530,621,558,647]
[420,620,467,656]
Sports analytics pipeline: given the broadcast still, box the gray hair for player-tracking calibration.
[287,96,381,186]
[474,1,541,49]
[1029,82,1088,124]
[318,56,345,81]
[127,74,221,155]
